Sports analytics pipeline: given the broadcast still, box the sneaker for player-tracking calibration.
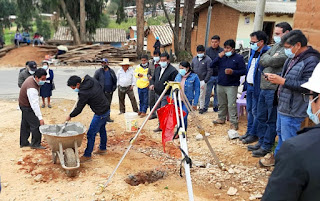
[153,127,162,132]
[41,104,45,108]
[202,108,208,113]
[213,106,219,112]
[230,123,238,130]
[48,104,52,108]
[242,135,258,144]
[140,113,146,118]
[239,133,249,140]
[259,153,275,167]
[252,148,270,157]
[247,143,261,151]
[31,145,46,149]
[212,119,225,124]
[80,156,92,163]
[94,149,107,155]
[199,109,204,114]
[138,112,142,116]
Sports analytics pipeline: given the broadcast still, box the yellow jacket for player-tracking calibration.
[134,65,149,89]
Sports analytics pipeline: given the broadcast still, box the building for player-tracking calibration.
[294,0,320,51]
[145,25,174,55]
[51,26,127,47]
[129,26,137,39]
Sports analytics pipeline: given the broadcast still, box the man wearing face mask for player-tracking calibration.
[191,45,213,114]
[66,75,110,162]
[94,58,117,122]
[19,68,47,149]
[242,31,270,144]
[150,52,178,132]
[135,55,150,117]
[147,50,160,119]
[211,39,246,130]
[18,61,38,88]
[260,30,320,167]
[243,22,292,157]
[261,63,320,201]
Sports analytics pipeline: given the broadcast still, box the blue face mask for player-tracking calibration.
[273,36,281,44]
[250,42,259,51]
[42,65,48,70]
[179,69,187,76]
[38,80,45,85]
[225,51,232,57]
[307,96,320,124]
[159,61,167,68]
[197,53,204,58]
[153,57,160,62]
[74,88,79,93]
[285,47,295,58]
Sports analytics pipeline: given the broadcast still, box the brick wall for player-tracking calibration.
[147,32,173,56]
[294,0,320,51]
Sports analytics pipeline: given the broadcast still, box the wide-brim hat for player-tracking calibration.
[119,58,132,66]
[301,62,320,93]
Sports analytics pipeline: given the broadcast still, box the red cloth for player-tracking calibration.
[157,97,186,152]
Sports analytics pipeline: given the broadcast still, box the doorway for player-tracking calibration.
[263,21,275,44]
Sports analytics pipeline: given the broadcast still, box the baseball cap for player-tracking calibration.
[101,58,108,63]
[28,61,37,71]
[301,63,320,93]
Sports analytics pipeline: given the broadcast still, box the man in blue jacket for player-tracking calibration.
[241,31,270,144]
[211,39,246,130]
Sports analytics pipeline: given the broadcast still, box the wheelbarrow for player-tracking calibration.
[39,122,86,177]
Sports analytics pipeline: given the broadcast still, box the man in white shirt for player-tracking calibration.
[116,58,138,114]
[18,68,47,149]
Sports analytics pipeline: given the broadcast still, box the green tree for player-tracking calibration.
[99,13,110,28]
[16,0,34,30]
[106,2,118,15]
[0,0,16,35]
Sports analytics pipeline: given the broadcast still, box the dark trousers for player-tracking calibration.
[20,106,41,147]
[138,87,149,113]
[118,86,138,113]
[246,84,259,136]
[149,89,156,115]
[104,91,113,117]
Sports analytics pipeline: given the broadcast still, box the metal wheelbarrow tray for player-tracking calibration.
[40,122,86,177]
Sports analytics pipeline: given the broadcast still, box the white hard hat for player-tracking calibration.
[301,62,320,93]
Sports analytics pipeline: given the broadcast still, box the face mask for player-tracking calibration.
[225,51,232,57]
[179,69,187,76]
[273,36,281,44]
[307,96,320,124]
[38,80,45,85]
[103,65,109,69]
[197,53,204,58]
[29,70,35,75]
[250,42,259,51]
[153,57,160,62]
[285,47,295,58]
[159,62,167,68]
[141,63,148,67]
[42,65,48,70]
[74,88,79,93]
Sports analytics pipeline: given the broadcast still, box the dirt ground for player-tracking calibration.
[0,46,55,67]
[0,98,271,201]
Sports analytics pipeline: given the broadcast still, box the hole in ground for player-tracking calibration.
[125,170,167,186]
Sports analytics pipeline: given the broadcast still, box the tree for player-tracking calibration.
[180,0,196,52]
[174,0,180,58]
[0,0,16,35]
[16,0,34,30]
[136,0,144,57]
[80,0,86,42]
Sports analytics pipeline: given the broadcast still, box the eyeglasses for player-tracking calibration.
[302,92,319,100]
[249,41,259,45]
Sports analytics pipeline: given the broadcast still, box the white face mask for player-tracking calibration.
[159,61,167,68]
[42,65,48,70]
[29,70,35,75]
[141,63,148,67]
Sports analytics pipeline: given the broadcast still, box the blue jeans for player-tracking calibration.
[246,84,259,136]
[274,113,304,155]
[138,87,149,113]
[84,111,110,157]
[181,100,192,130]
[204,76,218,109]
[256,90,277,151]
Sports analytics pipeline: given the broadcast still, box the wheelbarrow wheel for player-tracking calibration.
[52,151,57,164]
[64,148,77,177]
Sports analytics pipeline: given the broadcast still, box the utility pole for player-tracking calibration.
[204,0,213,48]
[253,0,267,31]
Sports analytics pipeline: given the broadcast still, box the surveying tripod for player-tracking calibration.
[100,82,224,201]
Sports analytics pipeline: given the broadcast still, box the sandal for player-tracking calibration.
[41,104,45,108]
[48,105,52,108]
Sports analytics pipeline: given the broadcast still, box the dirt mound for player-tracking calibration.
[0,46,55,67]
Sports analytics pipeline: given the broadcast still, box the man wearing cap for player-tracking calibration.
[19,68,47,149]
[262,63,320,201]
[18,61,38,88]
[116,58,138,114]
[94,58,117,122]
[153,36,161,51]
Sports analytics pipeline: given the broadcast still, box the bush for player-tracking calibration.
[35,16,52,40]
[99,13,110,28]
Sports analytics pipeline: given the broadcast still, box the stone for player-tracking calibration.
[195,134,203,141]
[228,168,235,174]
[3,182,8,187]
[215,182,222,189]
[249,193,263,200]
[205,132,210,136]
[227,187,238,196]
[34,174,43,182]
[194,161,206,168]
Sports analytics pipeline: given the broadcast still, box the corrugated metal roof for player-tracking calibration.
[196,0,296,14]
[52,26,127,42]
[149,25,173,46]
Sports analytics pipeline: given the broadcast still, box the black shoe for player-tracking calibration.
[213,106,219,112]
[106,117,114,122]
[31,145,46,149]
[199,109,204,114]
[239,133,249,140]
[153,127,162,132]
[242,136,258,144]
[202,108,208,113]
[20,144,31,148]
[252,148,270,157]
[149,114,157,120]
[247,143,261,151]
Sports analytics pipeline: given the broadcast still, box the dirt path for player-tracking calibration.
[0,99,271,201]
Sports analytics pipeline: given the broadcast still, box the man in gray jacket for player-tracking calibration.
[18,61,37,88]
[247,22,292,157]
[191,45,212,114]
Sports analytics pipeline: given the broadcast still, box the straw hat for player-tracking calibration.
[119,58,132,66]
[301,62,320,93]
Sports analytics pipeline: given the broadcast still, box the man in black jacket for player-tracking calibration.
[66,75,110,162]
[94,58,117,122]
[262,64,320,201]
[149,52,178,132]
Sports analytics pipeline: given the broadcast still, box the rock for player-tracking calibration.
[194,161,206,168]
[34,174,43,182]
[227,187,238,196]
[195,134,203,141]
[205,132,210,136]
[266,171,272,176]
[249,193,263,200]
[228,130,239,140]
[3,182,8,187]
[228,168,235,174]
[0,133,3,138]
[215,182,222,189]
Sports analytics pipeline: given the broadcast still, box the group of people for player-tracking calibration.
[14,29,45,46]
